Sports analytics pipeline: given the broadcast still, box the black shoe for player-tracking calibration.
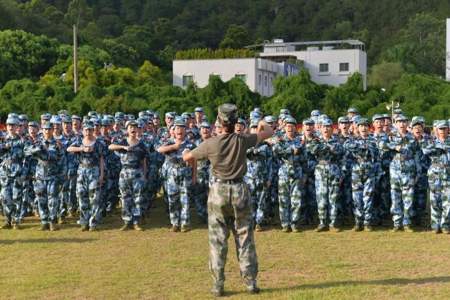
[40,223,50,231]
[246,282,260,294]
[81,225,89,232]
[1,222,11,229]
[211,285,224,297]
[315,224,328,232]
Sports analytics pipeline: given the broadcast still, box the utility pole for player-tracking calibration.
[73,24,78,94]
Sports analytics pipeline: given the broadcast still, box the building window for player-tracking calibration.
[340,63,349,72]
[182,75,193,87]
[319,63,329,73]
[258,74,262,86]
[264,75,268,87]
[235,74,247,82]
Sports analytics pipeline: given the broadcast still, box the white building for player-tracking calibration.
[173,58,299,97]
[446,19,450,81]
[259,39,367,90]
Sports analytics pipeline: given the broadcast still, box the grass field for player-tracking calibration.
[1,199,449,300]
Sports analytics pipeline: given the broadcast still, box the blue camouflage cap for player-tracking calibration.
[83,121,94,129]
[372,114,384,122]
[41,113,51,121]
[393,108,403,114]
[50,115,62,124]
[236,117,246,126]
[351,115,361,123]
[347,107,359,114]
[250,111,261,121]
[62,116,72,123]
[250,119,259,128]
[194,107,204,113]
[173,116,186,127]
[321,118,333,126]
[125,120,138,128]
[411,116,425,127]
[165,112,175,119]
[284,116,297,125]
[28,121,39,128]
[6,116,20,125]
[200,121,210,128]
[311,110,321,117]
[41,122,52,129]
[357,118,369,126]
[395,114,408,122]
[264,115,277,123]
[302,118,315,126]
[280,108,290,115]
[71,115,81,121]
[435,120,448,129]
[19,114,28,122]
[338,116,350,124]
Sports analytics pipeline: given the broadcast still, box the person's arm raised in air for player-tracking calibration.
[256,120,274,144]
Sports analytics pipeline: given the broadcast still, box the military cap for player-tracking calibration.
[351,115,361,123]
[435,120,448,129]
[82,121,94,129]
[194,107,204,113]
[115,112,125,119]
[125,120,138,128]
[6,116,20,125]
[411,116,425,127]
[41,113,51,121]
[214,120,222,128]
[62,116,72,123]
[88,111,97,118]
[372,114,384,122]
[393,108,403,114]
[338,116,350,124]
[253,107,262,113]
[236,118,246,126]
[395,115,408,122]
[181,112,191,119]
[250,111,261,121]
[311,110,321,117]
[19,114,28,122]
[200,121,210,128]
[250,119,259,128]
[280,108,290,115]
[284,116,297,125]
[165,112,175,119]
[382,114,391,119]
[41,122,52,129]
[58,110,68,116]
[153,112,160,119]
[127,114,135,121]
[100,119,110,127]
[302,118,315,126]
[357,118,369,126]
[347,107,358,114]
[264,115,277,123]
[218,103,238,124]
[137,119,145,128]
[71,115,81,121]
[50,115,62,124]
[321,118,333,126]
[28,121,39,128]
[173,116,186,127]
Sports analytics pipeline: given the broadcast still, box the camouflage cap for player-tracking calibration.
[302,118,315,126]
[311,110,321,117]
[236,117,246,126]
[264,115,276,123]
[218,103,238,124]
[338,116,350,124]
[372,114,384,122]
[194,107,204,113]
[173,116,186,127]
[280,108,290,115]
[393,108,403,114]
[165,112,175,119]
[19,114,28,122]
[28,121,39,128]
[351,115,361,123]
[6,116,20,125]
[284,116,297,125]
[347,107,358,114]
[357,118,369,126]
[200,121,210,128]
[395,115,408,122]
[50,115,62,124]
[41,113,51,121]
[125,120,138,128]
[382,114,391,119]
[250,111,261,121]
[83,121,94,129]
[435,120,448,129]
[71,115,81,121]
[250,119,259,128]
[321,118,333,126]
[411,116,425,127]
[41,121,52,129]
[62,116,72,123]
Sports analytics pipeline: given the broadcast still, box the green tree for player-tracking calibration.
[219,25,251,49]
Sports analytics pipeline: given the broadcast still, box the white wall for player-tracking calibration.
[260,48,367,90]
[173,58,281,97]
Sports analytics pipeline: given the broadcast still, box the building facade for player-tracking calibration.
[173,58,299,97]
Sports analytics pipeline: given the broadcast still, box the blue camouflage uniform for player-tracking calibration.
[272,118,305,231]
[307,121,344,230]
[0,118,25,226]
[344,119,379,228]
[422,121,450,232]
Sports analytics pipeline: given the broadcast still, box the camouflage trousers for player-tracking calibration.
[413,172,428,224]
[390,167,415,227]
[340,170,353,220]
[428,166,450,230]
[20,178,35,220]
[208,181,258,288]
[119,168,145,225]
[62,171,77,213]
[105,169,120,212]
[0,176,23,224]
[315,163,341,227]
[351,165,376,226]
[192,175,209,222]
[77,167,101,227]
[164,170,191,227]
[373,168,391,222]
[34,178,60,224]
[300,174,316,224]
[278,174,303,228]
[245,177,267,225]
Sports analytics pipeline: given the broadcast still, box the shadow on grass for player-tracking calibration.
[0,238,97,245]
[262,276,450,293]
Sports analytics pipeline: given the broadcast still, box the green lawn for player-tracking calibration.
[1,199,449,300]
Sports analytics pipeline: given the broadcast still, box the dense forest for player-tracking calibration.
[0,0,449,122]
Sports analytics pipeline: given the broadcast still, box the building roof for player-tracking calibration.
[247,39,365,51]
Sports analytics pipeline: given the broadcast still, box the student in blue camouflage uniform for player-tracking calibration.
[337,116,353,224]
[344,118,379,231]
[62,116,79,216]
[192,121,211,224]
[371,114,391,225]
[410,116,430,226]
[384,115,421,232]
[22,121,40,219]
[263,115,279,223]
[307,118,344,232]
[273,116,305,232]
[245,119,272,231]
[422,120,450,233]
[67,121,105,231]
[300,118,318,225]
[158,117,196,232]
[110,120,149,231]
[27,121,64,231]
[0,115,25,229]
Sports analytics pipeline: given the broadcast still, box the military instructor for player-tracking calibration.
[183,103,273,297]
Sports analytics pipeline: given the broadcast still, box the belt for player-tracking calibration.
[79,163,97,168]
[213,178,243,184]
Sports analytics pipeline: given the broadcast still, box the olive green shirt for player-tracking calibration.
[190,133,258,180]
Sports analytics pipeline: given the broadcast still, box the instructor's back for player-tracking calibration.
[183,103,273,296]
